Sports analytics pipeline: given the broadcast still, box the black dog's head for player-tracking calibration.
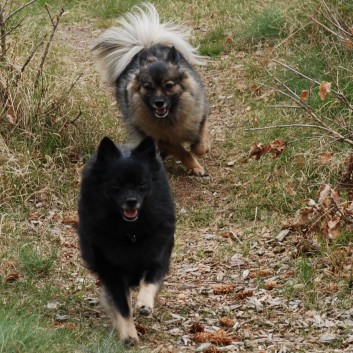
[135,46,188,119]
[96,136,159,222]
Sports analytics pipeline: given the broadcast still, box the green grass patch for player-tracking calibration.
[199,27,226,56]
[238,6,287,45]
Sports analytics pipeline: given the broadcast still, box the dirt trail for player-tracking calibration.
[59,22,353,353]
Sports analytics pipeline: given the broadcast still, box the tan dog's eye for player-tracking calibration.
[143,83,153,91]
[165,81,174,90]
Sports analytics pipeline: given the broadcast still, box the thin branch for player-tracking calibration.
[267,105,301,109]
[0,18,24,40]
[14,34,47,83]
[320,0,352,37]
[66,72,83,95]
[274,60,353,111]
[265,70,353,146]
[44,3,54,27]
[34,6,64,88]
[5,0,37,22]
[310,16,345,40]
[0,11,6,61]
[244,124,332,133]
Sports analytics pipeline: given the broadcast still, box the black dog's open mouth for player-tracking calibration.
[154,107,169,118]
[122,208,139,222]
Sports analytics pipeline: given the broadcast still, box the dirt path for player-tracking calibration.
[59,21,353,353]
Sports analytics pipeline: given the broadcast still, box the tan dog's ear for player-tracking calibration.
[166,46,180,65]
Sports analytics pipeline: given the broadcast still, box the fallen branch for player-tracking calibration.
[245,123,332,133]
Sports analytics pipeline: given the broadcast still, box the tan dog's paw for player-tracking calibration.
[187,165,205,176]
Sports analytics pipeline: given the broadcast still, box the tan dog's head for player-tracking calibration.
[130,46,190,119]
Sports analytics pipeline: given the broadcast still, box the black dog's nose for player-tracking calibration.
[154,99,164,108]
[126,198,138,208]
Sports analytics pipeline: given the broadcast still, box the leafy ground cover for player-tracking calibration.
[1,0,352,352]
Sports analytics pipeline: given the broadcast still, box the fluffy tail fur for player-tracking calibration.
[93,2,204,84]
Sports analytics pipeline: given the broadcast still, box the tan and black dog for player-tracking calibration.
[93,3,209,175]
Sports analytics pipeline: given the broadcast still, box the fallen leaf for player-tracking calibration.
[343,38,353,49]
[320,334,337,343]
[320,153,333,164]
[269,139,287,158]
[276,229,290,242]
[319,81,331,101]
[5,273,20,282]
[251,84,262,95]
[248,142,269,160]
[300,89,309,100]
[224,36,233,45]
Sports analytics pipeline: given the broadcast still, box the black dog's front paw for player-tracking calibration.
[137,305,152,316]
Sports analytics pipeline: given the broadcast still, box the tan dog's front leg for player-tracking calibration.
[191,120,210,157]
[159,141,205,176]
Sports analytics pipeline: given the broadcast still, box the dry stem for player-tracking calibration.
[34,6,64,88]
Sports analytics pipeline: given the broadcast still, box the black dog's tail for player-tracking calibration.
[92,2,205,85]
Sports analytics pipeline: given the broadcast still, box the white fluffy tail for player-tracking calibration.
[93,2,204,84]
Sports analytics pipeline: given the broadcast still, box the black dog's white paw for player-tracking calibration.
[137,305,152,316]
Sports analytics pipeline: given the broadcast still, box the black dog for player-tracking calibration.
[78,136,175,344]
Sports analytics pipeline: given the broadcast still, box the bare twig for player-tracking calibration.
[310,16,345,40]
[319,0,352,38]
[265,70,353,146]
[0,11,6,61]
[273,60,353,111]
[0,18,25,40]
[66,72,83,95]
[34,6,64,88]
[44,3,55,27]
[5,0,37,22]
[58,109,82,132]
[245,124,332,133]
[14,34,47,83]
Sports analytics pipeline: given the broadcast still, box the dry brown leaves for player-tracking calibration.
[234,289,254,300]
[248,139,287,160]
[190,322,205,333]
[193,329,238,346]
[219,317,234,327]
[213,284,235,294]
[286,183,353,240]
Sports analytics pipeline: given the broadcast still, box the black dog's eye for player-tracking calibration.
[138,182,146,189]
[165,81,174,90]
[113,183,120,190]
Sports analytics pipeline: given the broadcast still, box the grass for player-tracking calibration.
[1,0,353,351]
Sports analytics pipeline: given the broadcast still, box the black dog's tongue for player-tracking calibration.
[123,209,138,220]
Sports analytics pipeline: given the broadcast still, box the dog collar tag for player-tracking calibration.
[127,234,136,243]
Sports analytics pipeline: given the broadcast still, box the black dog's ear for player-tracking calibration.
[97,137,121,162]
[132,137,157,161]
[166,46,180,65]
